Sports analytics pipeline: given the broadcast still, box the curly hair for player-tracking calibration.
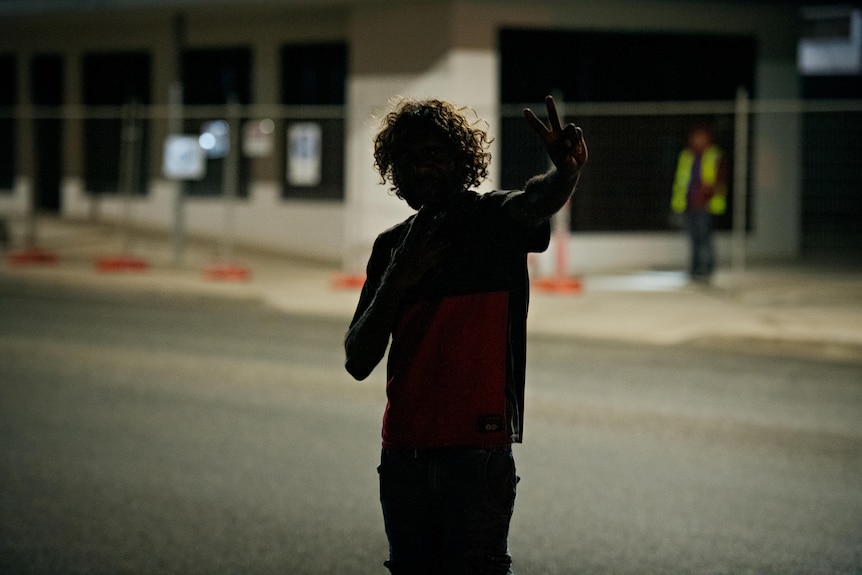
[373,98,492,196]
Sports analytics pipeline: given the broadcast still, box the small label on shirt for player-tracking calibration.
[477,415,505,433]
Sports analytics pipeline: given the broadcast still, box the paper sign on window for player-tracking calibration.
[287,122,322,187]
[243,119,275,158]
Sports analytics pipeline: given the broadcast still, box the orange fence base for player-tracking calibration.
[7,248,60,266]
[331,273,365,290]
[331,273,581,294]
[532,276,583,295]
[331,273,581,295]
[95,256,150,272]
[202,263,253,282]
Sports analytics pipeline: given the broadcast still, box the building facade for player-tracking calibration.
[0,0,818,273]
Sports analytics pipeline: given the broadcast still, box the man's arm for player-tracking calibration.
[344,275,403,381]
[508,95,588,226]
[344,210,450,380]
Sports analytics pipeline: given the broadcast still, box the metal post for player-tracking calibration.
[551,90,569,279]
[732,86,750,274]
[202,96,251,281]
[118,102,140,253]
[532,91,582,294]
[21,52,37,248]
[171,12,187,266]
[220,99,240,261]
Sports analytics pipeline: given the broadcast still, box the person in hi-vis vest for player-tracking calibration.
[672,125,727,283]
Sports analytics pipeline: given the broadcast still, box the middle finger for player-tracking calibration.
[545,95,563,132]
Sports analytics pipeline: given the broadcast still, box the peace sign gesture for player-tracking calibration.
[524,95,588,177]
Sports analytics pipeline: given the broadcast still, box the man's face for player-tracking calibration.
[689,128,712,155]
[392,124,463,210]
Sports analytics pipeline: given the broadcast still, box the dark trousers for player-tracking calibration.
[378,446,518,574]
[685,210,715,279]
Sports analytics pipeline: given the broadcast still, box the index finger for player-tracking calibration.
[523,106,549,137]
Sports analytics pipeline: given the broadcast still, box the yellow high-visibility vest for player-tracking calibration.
[671,145,727,215]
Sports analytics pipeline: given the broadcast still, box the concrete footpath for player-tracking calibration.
[3,217,862,364]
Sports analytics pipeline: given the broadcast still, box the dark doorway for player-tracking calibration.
[82,51,151,197]
[0,55,17,193]
[800,75,862,265]
[499,29,756,233]
[31,54,63,212]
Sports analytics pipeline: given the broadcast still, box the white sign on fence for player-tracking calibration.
[162,135,206,181]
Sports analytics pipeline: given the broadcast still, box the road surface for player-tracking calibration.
[1,276,860,574]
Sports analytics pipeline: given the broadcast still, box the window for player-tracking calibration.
[280,43,346,201]
[801,72,862,259]
[181,47,251,198]
[82,52,151,196]
[0,54,16,193]
[32,54,63,211]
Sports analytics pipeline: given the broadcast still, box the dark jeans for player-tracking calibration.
[685,210,715,279]
[378,446,518,575]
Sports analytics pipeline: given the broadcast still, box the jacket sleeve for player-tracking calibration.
[343,231,401,381]
[502,167,580,228]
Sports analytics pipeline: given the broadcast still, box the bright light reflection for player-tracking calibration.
[198,132,216,150]
[585,272,690,292]
[258,118,275,134]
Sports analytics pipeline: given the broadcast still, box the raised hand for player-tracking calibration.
[524,95,588,176]
[384,208,452,291]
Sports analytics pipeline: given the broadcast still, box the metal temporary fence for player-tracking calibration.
[2,96,861,264]
[0,103,346,263]
[500,93,862,266]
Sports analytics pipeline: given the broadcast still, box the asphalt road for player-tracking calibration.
[1,276,860,574]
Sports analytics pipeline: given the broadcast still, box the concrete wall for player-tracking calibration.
[344,2,502,271]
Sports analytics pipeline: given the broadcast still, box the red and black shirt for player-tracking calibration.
[353,190,550,449]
